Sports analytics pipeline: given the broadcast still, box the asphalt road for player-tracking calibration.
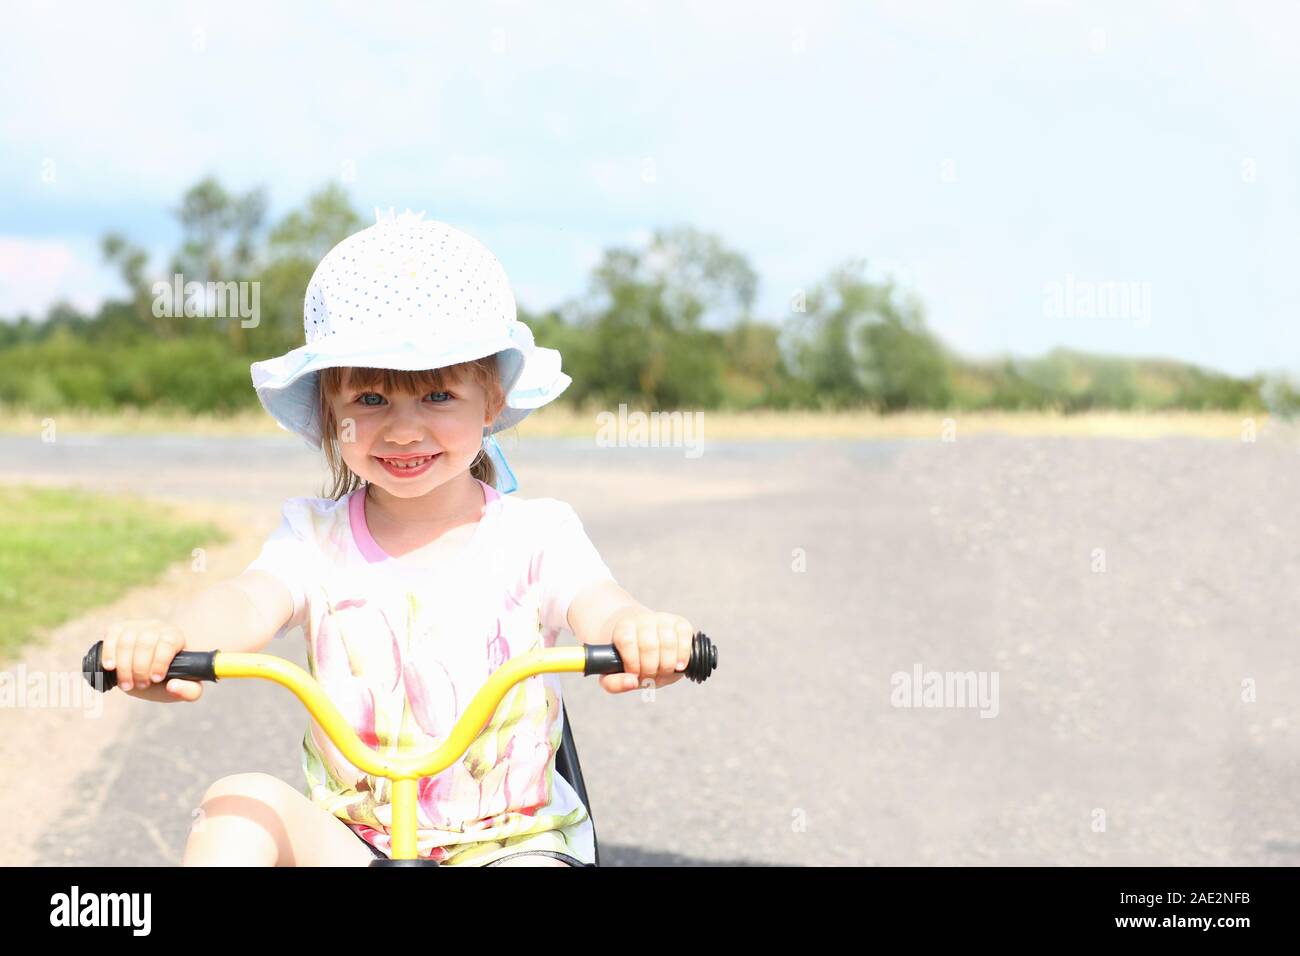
[4,430,1299,866]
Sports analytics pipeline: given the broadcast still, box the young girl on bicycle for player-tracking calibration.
[98,209,697,866]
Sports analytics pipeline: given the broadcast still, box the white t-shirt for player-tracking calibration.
[243,477,616,864]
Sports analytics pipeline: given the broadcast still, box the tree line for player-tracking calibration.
[1,178,1293,417]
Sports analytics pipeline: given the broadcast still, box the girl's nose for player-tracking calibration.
[380,402,428,444]
[382,425,427,446]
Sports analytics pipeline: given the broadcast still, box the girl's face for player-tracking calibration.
[327,367,501,498]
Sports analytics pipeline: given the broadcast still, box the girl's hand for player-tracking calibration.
[100,619,204,703]
[601,610,694,694]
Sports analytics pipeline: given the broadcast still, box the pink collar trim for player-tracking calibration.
[348,478,500,564]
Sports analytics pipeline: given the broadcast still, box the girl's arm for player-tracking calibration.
[566,579,650,647]
[173,571,295,653]
[107,571,295,703]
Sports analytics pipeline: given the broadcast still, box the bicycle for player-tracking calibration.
[81,632,718,866]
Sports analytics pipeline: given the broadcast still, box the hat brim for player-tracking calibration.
[250,326,569,448]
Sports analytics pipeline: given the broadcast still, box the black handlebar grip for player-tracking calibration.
[582,644,623,677]
[82,640,219,693]
[583,631,718,684]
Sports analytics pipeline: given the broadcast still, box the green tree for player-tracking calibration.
[784,260,953,410]
[718,318,800,409]
[267,183,363,264]
[99,232,160,341]
[567,227,757,408]
[167,177,269,353]
[170,176,267,281]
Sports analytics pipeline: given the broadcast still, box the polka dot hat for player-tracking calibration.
[250,208,571,461]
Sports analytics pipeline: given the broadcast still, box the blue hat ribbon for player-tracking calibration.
[482,433,518,494]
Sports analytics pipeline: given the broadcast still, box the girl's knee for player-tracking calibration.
[191,772,293,864]
[196,772,295,835]
[200,771,292,807]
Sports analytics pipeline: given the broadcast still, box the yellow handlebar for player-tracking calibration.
[210,646,587,859]
[216,645,586,780]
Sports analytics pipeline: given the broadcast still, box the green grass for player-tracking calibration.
[0,485,228,662]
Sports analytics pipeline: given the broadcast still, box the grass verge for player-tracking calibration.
[0,484,227,662]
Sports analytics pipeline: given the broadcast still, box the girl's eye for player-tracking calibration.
[357,393,385,406]
[426,391,453,403]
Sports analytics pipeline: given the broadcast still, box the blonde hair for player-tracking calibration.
[316,358,507,500]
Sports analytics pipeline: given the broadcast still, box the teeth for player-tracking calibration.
[385,456,430,469]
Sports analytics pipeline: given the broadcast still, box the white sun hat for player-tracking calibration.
[249,208,571,491]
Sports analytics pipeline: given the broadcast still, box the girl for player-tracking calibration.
[99,210,697,866]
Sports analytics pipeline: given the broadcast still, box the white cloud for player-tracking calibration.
[0,237,124,318]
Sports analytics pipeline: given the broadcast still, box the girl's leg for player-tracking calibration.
[182,772,375,867]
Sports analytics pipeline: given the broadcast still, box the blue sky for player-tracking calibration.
[2,0,1297,376]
